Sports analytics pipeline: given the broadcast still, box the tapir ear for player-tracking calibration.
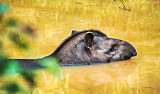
[84,32,94,49]
[71,29,78,35]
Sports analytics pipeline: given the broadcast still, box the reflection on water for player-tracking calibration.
[62,60,136,89]
[34,60,136,93]
[2,0,160,94]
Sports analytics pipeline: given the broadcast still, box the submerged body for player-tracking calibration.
[15,29,137,69]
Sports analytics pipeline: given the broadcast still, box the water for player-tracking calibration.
[2,0,160,93]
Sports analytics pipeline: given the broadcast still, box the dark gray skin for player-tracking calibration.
[49,29,137,65]
[14,29,137,70]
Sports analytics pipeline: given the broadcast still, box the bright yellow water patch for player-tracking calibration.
[1,0,160,94]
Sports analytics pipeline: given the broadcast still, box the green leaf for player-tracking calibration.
[4,60,21,76]
[6,18,17,27]
[39,58,62,79]
[3,83,20,94]
[21,71,35,87]
[0,55,9,76]
[8,32,29,49]
[3,82,28,94]
[0,4,8,13]
[0,41,2,49]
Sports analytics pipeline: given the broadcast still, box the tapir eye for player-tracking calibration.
[108,44,117,52]
[108,47,115,52]
[104,44,117,54]
[104,48,115,54]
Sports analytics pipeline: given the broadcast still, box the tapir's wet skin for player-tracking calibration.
[50,30,137,65]
[60,58,133,67]
[61,59,137,67]
[16,58,136,70]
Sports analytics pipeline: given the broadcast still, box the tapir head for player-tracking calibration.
[71,29,137,63]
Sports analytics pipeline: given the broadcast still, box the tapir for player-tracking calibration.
[14,29,137,70]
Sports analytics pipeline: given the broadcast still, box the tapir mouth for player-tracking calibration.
[120,55,131,60]
[124,56,131,60]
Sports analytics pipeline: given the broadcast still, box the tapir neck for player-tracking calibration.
[45,30,108,65]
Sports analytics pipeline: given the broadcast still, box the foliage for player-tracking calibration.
[0,1,62,94]
[6,18,17,27]
[8,32,29,49]
[3,83,22,94]
[20,71,36,87]
[39,58,62,79]
[0,3,8,13]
